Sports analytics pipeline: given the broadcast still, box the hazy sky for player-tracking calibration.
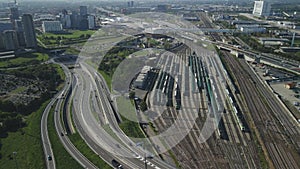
[1,0,299,3]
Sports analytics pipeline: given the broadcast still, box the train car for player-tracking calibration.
[229,96,234,104]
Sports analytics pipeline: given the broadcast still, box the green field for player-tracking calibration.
[41,30,96,39]
[116,96,138,122]
[38,30,96,47]
[119,114,145,139]
[0,101,49,169]
[0,53,49,68]
[116,96,146,137]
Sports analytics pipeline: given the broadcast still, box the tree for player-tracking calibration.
[139,101,147,112]
[0,100,16,112]
[129,91,135,99]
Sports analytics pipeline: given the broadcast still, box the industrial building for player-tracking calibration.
[236,24,266,33]
[258,38,289,46]
[134,66,152,89]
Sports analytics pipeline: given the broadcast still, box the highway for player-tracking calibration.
[41,62,100,169]
[55,64,99,169]
[71,60,177,169]
[41,94,57,169]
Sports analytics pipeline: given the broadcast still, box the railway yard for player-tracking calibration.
[139,44,266,169]
[135,12,300,169]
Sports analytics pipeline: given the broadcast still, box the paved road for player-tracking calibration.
[41,63,99,169]
[70,60,178,169]
[41,97,57,169]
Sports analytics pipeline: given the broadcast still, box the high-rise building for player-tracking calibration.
[3,30,19,50]
[253,1,271,17]
[14,20,25,47]
[0,33,6,50]
[10,7,19,27]
[78,17,88,30]
[0,22,13,32]
[10,7,19,21]
[71,11,79,29]
[21,14,37,48]
[65,15,71,28]
[80,6,88,16]
[127,1,134,7]
[88,15,95,29]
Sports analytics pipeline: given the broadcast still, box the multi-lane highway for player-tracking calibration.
[41,62,100,169]
[71,60,177,169]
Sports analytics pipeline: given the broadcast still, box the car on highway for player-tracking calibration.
[47,155,52,161]
[111,159,123,169]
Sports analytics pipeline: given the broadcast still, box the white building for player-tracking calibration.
[42,21,62,33]
[253,1,271,17]
[88,15,95,29]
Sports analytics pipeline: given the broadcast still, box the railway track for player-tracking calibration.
[145,42,267,168]
[198,12,222,42]
[221,51,300,169]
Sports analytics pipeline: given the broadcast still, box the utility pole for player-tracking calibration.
[291,32,296,47]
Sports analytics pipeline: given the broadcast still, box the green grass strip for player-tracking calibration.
[68,133,112,169]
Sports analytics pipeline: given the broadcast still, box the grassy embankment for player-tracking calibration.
[0,53,48,68]
[0,56,65,168]
[0,101,48,168]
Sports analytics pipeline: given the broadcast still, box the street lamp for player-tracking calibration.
[136,142,147,169]
[13,151,19,169]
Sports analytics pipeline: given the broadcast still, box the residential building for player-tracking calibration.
[88,15,95,29]
[78,17,88,30]
[9,7,19,24]
[0,22,13,32]
[42,21,62,33]
[65,15,71,28]
[14,20,25,47]
[253,1,271,17]
[0,33,5,50]
[3,30,18,50]
[22,14,37,48]
[70,11,79,29]
[80,6,87,16]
